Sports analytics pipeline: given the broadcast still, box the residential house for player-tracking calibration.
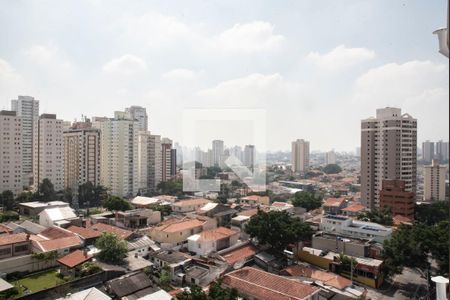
[67,225,102,246]
[39,206,80,228]
[221,267,320,300]
[32,226,83,254]
[18,201,69,217]
[57,249,93,276]
[340,202,366,217]
[0,233,31,259]
[106,272,157,299]
[90,223,134,240]
[323,197,346,215]
[127,235,160,258]
[187,227,239,256]
[149,217,216,248]
[55,287,111,300]
[149,251,192,279]
[132,289,172,300]
[171,198,210,213]
[240,195,270,206]
[115,209,161,228]
[218,243,258,269]
[197,203,236,226]
[270,202,294,213]
[131,196,161,208]
[6,220,46,235]
[312,232,371,258]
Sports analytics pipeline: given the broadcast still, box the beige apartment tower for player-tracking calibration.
[0,111,22,195]
[361,107,417,210]
[33,114,65,192]
[63,121,100,189]
[291,139,310,173]
[137,131,162,193]
[423,159,447,201]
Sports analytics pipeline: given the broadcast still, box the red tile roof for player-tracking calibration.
[282,265,352,290]
[220,244,257,265]
[197,227,238,242]
[90,223,133,240]
[393,214,413,226]
[57,249,92,268]
[35,236,82,252]
[323,197,345,207]
[172,198,210,207]
[341,202,366,213]
[67,225,102,239]
[155,218,205,233]
[0,224,12,234]
[39,226,75,239]
[222,267,319,300]
[0,233,29,246]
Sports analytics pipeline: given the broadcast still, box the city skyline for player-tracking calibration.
[0,1,448,151]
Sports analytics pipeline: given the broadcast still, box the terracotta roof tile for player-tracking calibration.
[198,227,238,242]
[39,227,75,239]
[67,225,102,239]
[57,249,92,268]
[0,224,12,234]
[90,223,133,240]
[36,236,82,252]
[172,198,210,207]
[323,197,345,207]
[222,267,319,300]
[221,244,257,265]
[282,265,352,290]
[158,219,204,233]
[0,233,28,246]
[341,202,366,213]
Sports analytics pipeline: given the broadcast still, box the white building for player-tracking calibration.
[212,140,224,167]
[424,160,447,201]
[187,227,239,256]
[93,112,139,198]
[0,111,22,195]
[33,114,65,192]
[63,121,101,189]
[11,95,39,188]
[291,139,310,173]
[39,206,78,227]
[125,106,148,131]
[138,131,162,193]
[361,108,417,210]
[320,215,392,242]
[325,150,336,165]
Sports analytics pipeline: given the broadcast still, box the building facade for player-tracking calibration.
[212,140,224,167]
[33,114,65,192]
[361,107,417,210]
[379,179,415,218]
[125,106,148,131]
[63,121,100,189]
[435,140,449,162]
[325,150,336,165]
[161,138,173,182]
[422,140,434,163]
[11,95,39,188]
[291,139,310,173]
[244,145,255,171]
[0,111,22,194]
[424,160,447,201]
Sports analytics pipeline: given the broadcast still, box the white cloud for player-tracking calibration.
[23,44,73,70]
[162,68,196,80]
[215,21,285,53]
[0,58,20,82]
[306,45,375,71]
[102,54,148,75]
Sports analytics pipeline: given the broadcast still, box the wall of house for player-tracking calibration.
[312,236,367,257]
[0,254,58,274]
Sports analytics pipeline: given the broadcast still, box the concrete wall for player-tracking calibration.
[0,254,58,274]
[312,236,367,257]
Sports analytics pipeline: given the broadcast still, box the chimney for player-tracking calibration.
[431,276,449,300]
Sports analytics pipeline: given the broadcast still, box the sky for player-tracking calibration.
[0,0,448,152]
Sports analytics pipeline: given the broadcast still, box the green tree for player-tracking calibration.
[152,204,173,216]
[0,190,15,211]
[103,196,132,211]
[15,191,34,203]
[159,268,171,290]
[95,233,128,264]
[357,207,393,226]
[0,211,19,222]
[415,201,448,226]
[78,181,95,208]
[208,280,240,300]
[37,178,57,201]
[323,164,342,174]
[245,210,313,251]
[291,191,322,211]
[157,179,183,196]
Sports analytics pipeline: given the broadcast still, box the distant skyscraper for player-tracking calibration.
[422,140,435,163]
[93,112,139,197]
[33,114,65,192]
[170,149,177,177]
[361,107,417,210]
[11,95,39,187]
[325,150,336,165]
[125,106,148,131]
[161,138,173,181]
[0,111,22,195]
[244,145,255,171]
[230,145,244,162]
[424,159,447,201]
[63,120,100,190]
[435,140,449,162]
[137,131,163,193]
[355,147,361,157]
[291,139,310,173]
[212,140,224,167]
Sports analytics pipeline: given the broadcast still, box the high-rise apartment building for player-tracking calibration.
[379,179,415,219]
[291,139,310,173]
[424,159,447,201]
[0,111,22,195]
[63,120,100,190]
[137,131,162,193]
[11,95,39,187]
[161,138,173,182]
[93,112,139,198]
[435,140,449,162]
[125,106,148,131]
[325,150,336,165]
[170,149,177,177]
[244,145,255,171]
[33,114,65,192]
[422,140,434,163]
[212,140,224,167]
[361,107,417,210]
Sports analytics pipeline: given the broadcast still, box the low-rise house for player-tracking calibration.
[254,251,284,273]
[222,267,320,300]
[55,287,111,300]
[149,217,216,248]
[39,206,80,228]
[6,220,46,235]
[67,225,102,245]
[340,202,366,217]
[131,196,161,208]
[323,197,346,215]
[107,272,157,299]
[218,243,258,269]
[19,201,69,217]
[0,224,12,235]
[184,264,209,286]
[270,201,294,213]
[32,235,83,255]
[115,209,161,228]
[240,195,270,206]
[172,198,210,213]
[312,232,372,258]
[127,235,160,258]
[133,289,172,300]
[197,203,236,226]
[90,223,134,240]
[0,233,31,259]
[187,227,239,256]
[150,251,192,279]
[89,211,115,225]
[57,249,93,276]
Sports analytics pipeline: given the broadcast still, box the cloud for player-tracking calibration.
[0,58,20,82]
[214,21,285,53]
[23,44,73,70]
[102,54,148,75]
[162,68,197,80]
[306,45,375,70]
